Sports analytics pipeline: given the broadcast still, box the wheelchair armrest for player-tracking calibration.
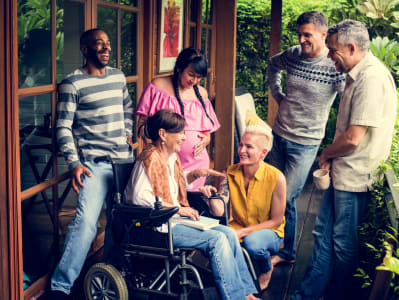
[112,204,178,226]
[187,191,229,225]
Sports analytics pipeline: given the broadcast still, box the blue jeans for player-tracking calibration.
[51,161,114,294]
[291,185,368,300]
[172,224,257,300]
[242,229,283,274]
[266,133,319,261]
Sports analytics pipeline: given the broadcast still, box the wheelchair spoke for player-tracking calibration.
[89,272,119,300]
[91,276,103,290]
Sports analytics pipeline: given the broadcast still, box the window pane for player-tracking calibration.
[127,82,137,142]
[207,29,212,64]
[19,94,53,191]
[208,0,213,25]
[127,82,136,107]
[120,0,138,6]
[97,6,118,68]
[22,184,55,288]
[190,0,197,22]
[201,0,208,24]
[121,11,137,76]
[189,26,196,48]
[201,28,206,54]
[18,0,52,88]
[56,0,85,83]
[100,0,117,3]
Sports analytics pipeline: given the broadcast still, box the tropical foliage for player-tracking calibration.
[236,0,399,144]
[370,36,399,80]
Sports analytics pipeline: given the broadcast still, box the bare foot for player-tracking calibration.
[247,294,260,300]
[258,266,273,290]
[270,255,295,267]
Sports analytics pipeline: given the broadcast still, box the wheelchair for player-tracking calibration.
[83,159,257,300]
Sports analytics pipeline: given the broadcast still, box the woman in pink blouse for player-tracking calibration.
[136,47,220,191]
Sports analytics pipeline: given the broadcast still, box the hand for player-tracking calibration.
[178,207,199,221]
[192,168,225,179]
[319,151,331,170]
[235,228,248,240]
[199,185,217,198]
[71,165,91,194]
[194,132,211,157]
[126,135,134,148]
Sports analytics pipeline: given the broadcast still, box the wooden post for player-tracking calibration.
[267,0,282,127]
[0,1,10,299]
[214,0,236,171]
[1,0,23,299]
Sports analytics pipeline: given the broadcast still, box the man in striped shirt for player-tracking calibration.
[48,28,134,299]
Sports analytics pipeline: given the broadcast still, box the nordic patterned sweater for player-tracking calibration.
[268,45,346,145]
[56,67,134,170]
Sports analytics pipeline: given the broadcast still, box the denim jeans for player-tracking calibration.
[291,185,368,300]
[266,133,319,261]
[172,224,257,300]
[242,229,283,274]
[51,161,114,294]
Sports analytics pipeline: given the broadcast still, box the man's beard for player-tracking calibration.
[86,47,108,68]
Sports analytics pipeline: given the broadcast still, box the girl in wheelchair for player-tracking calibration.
[124,109,259,300]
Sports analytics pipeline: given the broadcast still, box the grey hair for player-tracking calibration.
[244,124,273,152]
[297,11,328,30]
[328,19,369,52]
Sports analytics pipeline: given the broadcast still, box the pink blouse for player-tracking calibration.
[136,83,220,191]
[136,83,220,133]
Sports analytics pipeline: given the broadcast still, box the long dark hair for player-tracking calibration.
[172,47,214,125]
[143,109,185,142]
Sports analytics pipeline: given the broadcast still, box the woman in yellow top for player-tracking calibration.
[212,123,287,291]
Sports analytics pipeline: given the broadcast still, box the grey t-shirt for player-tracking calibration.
[332,52,397,192]
[268,46,345,145]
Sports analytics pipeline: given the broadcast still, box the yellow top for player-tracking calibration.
[227,162,285,238]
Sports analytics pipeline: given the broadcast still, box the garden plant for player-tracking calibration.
[236,0,399,297]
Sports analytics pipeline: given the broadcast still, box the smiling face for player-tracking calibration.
[83,30,111,69]
[163,129,186,155]
[178,64,202,89]
[327,33,353,73]
[298,23,327,58]
[238,133,268,167]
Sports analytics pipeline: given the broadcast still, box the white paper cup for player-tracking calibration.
[313,169,330,190]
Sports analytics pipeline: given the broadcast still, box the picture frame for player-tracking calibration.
[158,0,184,73]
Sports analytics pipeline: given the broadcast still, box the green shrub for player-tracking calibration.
[370,36,399,85]
[355,91,399,298]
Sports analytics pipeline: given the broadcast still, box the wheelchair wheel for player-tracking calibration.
[84,262,128,300]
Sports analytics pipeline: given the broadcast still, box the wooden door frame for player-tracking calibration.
[1,0,24,299]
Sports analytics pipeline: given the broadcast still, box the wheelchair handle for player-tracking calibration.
[209,191,221,199]
[208,191,229,226]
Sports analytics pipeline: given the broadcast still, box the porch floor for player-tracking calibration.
[32,169,324,300]
[261,171,323,300]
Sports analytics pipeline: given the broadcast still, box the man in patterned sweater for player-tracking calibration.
[48,29,134,299]
[267,11,345,268]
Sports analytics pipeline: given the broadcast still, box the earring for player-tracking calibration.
[161,141,165,145]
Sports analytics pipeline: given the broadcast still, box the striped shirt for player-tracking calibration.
[56,67,134,170]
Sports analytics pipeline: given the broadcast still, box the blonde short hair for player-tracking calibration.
[244,124,273,152]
